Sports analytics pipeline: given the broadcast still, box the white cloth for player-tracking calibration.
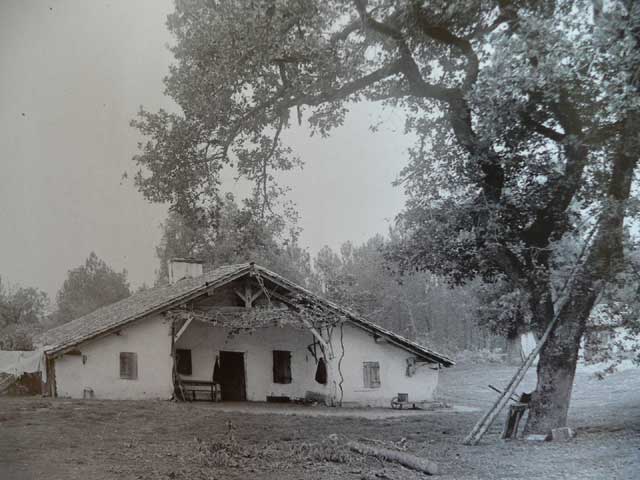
[0,350,47,383]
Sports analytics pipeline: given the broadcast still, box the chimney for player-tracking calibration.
[169,258,204,284]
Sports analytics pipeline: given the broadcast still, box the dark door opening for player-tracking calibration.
[219,351,246,401]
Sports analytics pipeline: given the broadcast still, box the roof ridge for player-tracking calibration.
[39,262,453,366]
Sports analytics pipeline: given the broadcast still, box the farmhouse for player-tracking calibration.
[39,260,454,407]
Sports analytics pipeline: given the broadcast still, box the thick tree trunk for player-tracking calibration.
[525,109,638,433]
[526,50,640,427]
[524,304,588,434]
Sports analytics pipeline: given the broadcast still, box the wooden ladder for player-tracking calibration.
[462,311,562,445]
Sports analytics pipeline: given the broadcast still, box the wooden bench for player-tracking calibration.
[178,380,221,402]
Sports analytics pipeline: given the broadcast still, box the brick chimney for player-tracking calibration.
[168,258,204,284]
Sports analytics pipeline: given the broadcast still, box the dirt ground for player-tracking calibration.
[1,363,638,480]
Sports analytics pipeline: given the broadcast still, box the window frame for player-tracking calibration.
[119,352,138,380]
[272,350,292,384]
[363,361,381,389]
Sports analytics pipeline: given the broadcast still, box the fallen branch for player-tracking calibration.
[347,440,438,476]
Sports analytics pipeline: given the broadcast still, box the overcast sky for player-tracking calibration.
[0,0,411,300]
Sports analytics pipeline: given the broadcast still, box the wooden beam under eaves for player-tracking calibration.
[234,279,263,308]
[174,318,193,342]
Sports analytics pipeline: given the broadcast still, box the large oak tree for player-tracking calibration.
[132,0,639,435]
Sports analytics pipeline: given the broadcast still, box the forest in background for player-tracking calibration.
[154,196,497,357]
[0,193,501,358]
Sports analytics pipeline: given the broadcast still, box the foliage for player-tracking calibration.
[390,1,640,355]
[133,0,637,329]
[54,252,131,323]
[155,193,312,286]
[313,233,489,352]
[396,3,636,246]
[0,277,49,350]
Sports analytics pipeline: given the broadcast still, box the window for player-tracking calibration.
[273,350,292,384]
[119,352,138,380]
[363,361,380,388]
[175,349,192,375]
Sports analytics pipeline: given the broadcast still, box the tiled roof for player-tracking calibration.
[39,264,251,354]
[39,263,454,366]
[254,267,455,367]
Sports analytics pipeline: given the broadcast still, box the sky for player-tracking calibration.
[0,0,411,300]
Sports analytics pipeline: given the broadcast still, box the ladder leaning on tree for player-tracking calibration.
[463,220,601,445]
[462,310,562,445]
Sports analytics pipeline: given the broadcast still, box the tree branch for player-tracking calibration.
[351,0,458,101]
[409,4,480,89]
[520,113,565,142]
[522,90,587,247]
[289,61,404,106]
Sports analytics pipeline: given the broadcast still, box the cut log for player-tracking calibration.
[347,441,438,476]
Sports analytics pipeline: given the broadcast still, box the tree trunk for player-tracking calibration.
[529,60,640,428]
[524,308,586,434]
[525,107,638,433]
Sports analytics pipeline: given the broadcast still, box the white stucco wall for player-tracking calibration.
[53,314,441,406]
[54,314,173,399]
[176,322,329,401]
[177,320,439,407]
[330,324,440,407]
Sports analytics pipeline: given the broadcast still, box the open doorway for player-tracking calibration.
[219,351,246,401]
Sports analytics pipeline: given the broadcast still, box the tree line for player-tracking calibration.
[0,201,497,357]
[156,200,495,355]
[0,252,131,350]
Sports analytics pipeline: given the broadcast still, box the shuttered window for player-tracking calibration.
[273,350,292,384]
[119,352,138,380]
[363,361,380,388]
[176,349,192,375]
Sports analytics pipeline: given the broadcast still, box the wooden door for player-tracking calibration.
[219,351,246,401]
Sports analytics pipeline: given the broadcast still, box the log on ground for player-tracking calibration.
[347,440,438,476]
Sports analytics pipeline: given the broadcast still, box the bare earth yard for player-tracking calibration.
[1,363,638,480]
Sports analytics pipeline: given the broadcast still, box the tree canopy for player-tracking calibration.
[155,193,312,286]
[0,277,49,350]
[55,252,131,323]
[313,234,487,352]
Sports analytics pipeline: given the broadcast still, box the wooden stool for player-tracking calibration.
[502,403,528,439]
